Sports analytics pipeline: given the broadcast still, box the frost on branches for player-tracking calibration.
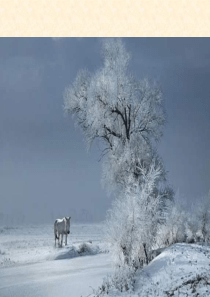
[157,190,210,249]
[64,39,173,272]
[106,157,171,269]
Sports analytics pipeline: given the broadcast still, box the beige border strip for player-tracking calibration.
[0,0,209,37]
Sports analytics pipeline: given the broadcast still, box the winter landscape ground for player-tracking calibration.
[0,223,112,297]
[1,223,210,297]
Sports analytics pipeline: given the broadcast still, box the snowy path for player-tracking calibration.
[0,253,112,297]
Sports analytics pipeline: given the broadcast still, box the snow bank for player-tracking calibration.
[136,243,210,296]
[91,243,210,297]
[52,242,105,260]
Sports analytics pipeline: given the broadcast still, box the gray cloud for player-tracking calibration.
[0,56,45,92]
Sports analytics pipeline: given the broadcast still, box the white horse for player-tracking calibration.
[54,216,71,246]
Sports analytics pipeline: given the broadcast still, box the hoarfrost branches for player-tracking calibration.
[64,38,167,194]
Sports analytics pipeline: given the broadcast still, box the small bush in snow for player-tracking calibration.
[184,191,210,244]
[156,190,210,247]
[77,243,92,255]
[93,265,136,296]
[0,249,6,255]
[156,201,187,247]
[105,157,173,270]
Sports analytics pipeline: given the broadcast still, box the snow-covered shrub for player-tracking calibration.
[0,249,6,255]
[105,157,172,269]
[185,215,198,243]
[157,190,210,247]
[156,201,187,247]
[184,191,210,244]
[93,266,136,296]
[77,243,92,254]
[196,192,210,242]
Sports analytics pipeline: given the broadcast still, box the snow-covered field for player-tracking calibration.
[0,223,112,297]
[1,224,210,297]
[0,223,108,267]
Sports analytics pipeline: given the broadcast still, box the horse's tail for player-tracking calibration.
[54,220,59,239]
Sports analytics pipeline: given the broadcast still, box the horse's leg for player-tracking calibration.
[54,222,57,247]
[54,231,57,246]
[61,234,63,246]
[65,234,67,245]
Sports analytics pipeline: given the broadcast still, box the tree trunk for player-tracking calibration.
[143,243,149,265]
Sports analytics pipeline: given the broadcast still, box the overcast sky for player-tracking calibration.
[0,38,210,224]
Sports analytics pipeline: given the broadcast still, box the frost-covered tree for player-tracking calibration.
[64,38,173,270]
[196,191,210,242]
[64,38,167,193]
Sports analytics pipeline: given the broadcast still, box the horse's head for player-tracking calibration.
[65,216,71,234]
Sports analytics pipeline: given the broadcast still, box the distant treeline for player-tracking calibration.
[0,212,25,225]
[0,209,102,226]
[50,208,102,223]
